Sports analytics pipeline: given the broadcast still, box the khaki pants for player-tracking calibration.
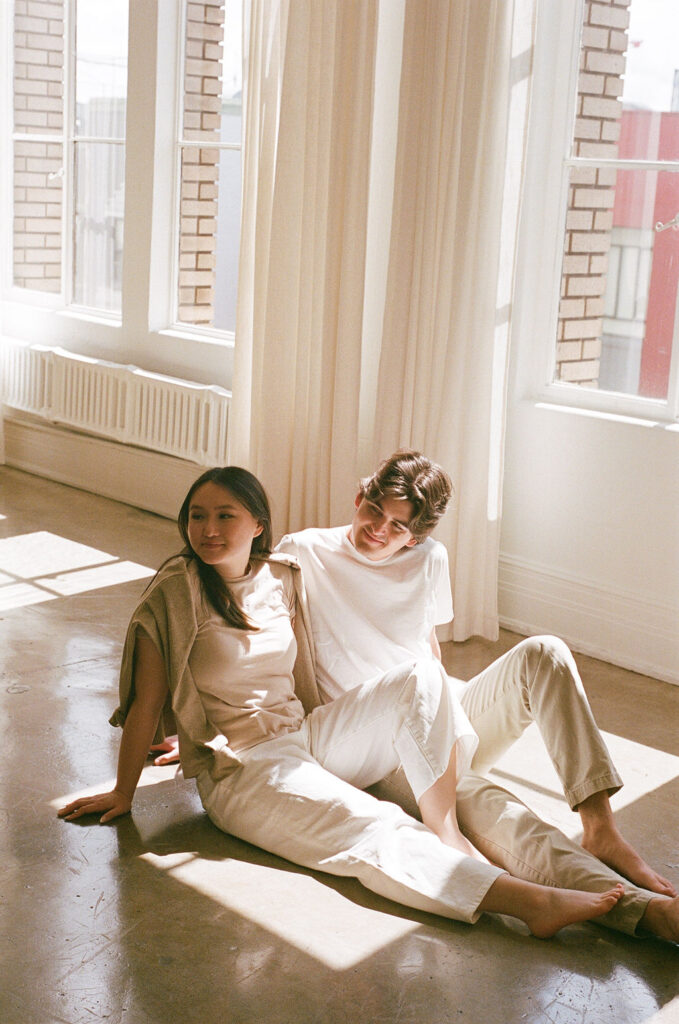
[458,635,622,807]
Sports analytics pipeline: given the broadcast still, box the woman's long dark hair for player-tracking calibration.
[178,466,273,630]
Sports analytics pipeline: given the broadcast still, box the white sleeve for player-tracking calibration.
[275,534,298,557]
[432,545,454,624]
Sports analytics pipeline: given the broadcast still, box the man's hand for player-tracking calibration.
[58,790,132,824]
[150,735,180,765]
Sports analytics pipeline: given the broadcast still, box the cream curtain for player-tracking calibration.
[372,0,535,640]
[230,0,534,639]
[228,0,378,534]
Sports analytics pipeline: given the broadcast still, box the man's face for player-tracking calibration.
[349,492,418,561]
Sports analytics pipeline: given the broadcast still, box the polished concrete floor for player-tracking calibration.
[0,465,677,1024]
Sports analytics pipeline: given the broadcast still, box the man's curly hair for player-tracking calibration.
[359,450,453,542]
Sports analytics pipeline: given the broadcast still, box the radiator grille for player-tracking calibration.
[1,341,230,465]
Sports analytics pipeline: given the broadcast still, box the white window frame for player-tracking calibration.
[1,0,238,392]
[512,0,679,425]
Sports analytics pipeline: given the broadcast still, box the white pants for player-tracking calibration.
[197,654,655,932]
[198,659,505,924]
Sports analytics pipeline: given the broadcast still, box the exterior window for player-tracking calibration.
[176,0,243,332]
[11,0,128,314]
[554,0,679,401]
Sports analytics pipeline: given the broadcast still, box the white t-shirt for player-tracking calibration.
[276,526,453,702]
[189,560,305,752]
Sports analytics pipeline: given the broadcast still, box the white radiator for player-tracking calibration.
[0,340,231,465]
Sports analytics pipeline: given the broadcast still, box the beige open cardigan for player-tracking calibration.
[110,553,322,783]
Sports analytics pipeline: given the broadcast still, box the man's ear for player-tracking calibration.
[405,536,418,548]
[354,492,362,510]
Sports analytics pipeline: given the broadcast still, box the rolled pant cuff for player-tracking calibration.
[566,770,624,810]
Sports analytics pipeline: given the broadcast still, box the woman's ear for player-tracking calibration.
[253,522,264,537]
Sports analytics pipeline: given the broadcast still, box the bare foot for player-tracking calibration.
[524,884,626,939]
[582,827,677,897]
[480,877,626,938]
[639,896,679,943]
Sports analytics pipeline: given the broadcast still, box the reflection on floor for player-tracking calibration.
[0,466,677,1024]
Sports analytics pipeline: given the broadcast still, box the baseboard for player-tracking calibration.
[498,554,679,686]
[2,413,203,519]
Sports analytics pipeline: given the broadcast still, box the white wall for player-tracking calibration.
[498,1,679,686]
[499,397,679,685]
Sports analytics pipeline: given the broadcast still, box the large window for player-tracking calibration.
[554,0,679,403]
[5,1,244,387]
[12,0,128,314]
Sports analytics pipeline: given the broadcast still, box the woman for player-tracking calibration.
[59,467,627,938]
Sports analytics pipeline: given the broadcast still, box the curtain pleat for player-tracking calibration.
[229,0,378,535]
[372,0,533,640]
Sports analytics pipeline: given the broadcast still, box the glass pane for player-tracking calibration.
[177,146,241,332]
[13,0,65,136]
[556,167,679,399]
[73,141,125,312]
[75,0,128,138]
[182,0,242,144]
[13,139,63,293]
[213,147,242,330]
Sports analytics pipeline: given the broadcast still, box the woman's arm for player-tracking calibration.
[58,636,170,824]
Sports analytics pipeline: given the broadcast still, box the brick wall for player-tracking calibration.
[555,0,632,385]
[13,0,65,293]
[178,1,226,326]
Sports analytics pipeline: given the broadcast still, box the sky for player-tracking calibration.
[623,0,679,110]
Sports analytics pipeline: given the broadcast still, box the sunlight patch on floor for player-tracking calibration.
[142,849,421,970]
[0,530,154,608]
[489,723,679,838]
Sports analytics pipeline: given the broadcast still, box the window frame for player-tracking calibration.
[514,0,679,425]
[1,0,238,393]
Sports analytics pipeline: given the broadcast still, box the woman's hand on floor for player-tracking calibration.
[58,789,132,824]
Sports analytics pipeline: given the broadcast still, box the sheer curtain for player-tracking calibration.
[228,0,378,533]
[230,0,535,638]
[372,0,535,640]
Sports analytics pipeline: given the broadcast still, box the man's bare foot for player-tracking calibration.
[638,896,679,943]
[522,885,626,939]
[581,827,677,897]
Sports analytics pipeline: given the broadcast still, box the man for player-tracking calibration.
[276,449,675,901]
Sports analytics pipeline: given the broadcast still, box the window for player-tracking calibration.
[6,0,245,390]
[553,0,679,403]
[175,0,243,333]
[12,0,128,314]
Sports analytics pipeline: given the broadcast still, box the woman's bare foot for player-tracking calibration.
[480,877,625,938]
[523,884,625,939]
[638,896,679,943]
[581,827,677,897]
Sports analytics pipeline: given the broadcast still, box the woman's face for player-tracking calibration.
[186,481,263,579]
